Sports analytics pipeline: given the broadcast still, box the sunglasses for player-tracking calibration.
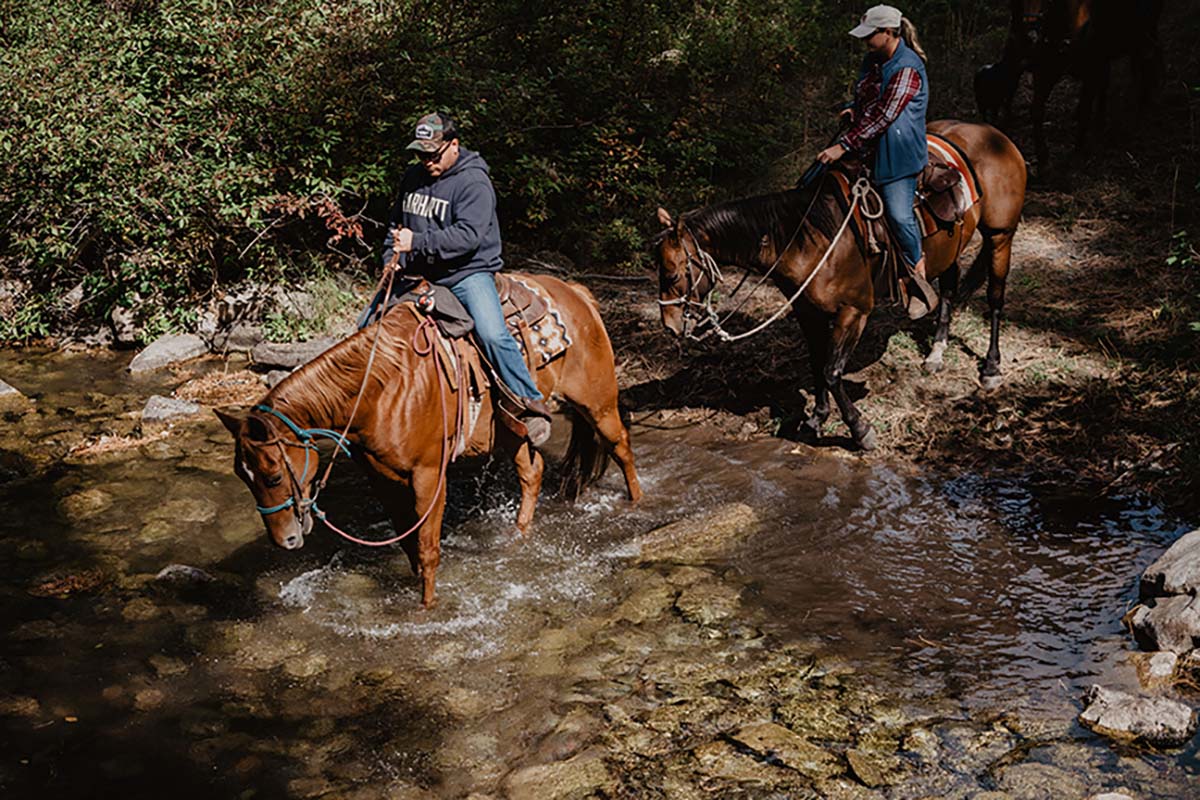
[416,142,450,163]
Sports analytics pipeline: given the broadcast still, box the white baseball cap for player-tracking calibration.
[849,5,903,37]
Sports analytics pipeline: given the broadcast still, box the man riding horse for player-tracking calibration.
[381,112,553,445]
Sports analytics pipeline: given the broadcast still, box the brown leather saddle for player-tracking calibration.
[917,132,981,232]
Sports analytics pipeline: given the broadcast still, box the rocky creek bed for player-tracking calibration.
[1,344,1199,798]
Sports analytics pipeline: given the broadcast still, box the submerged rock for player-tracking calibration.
[502,749,615,800]
[142,395,203,423]
[1078,685,1198,747]
[995,762,1089,800]
[58,488,114,521]
[154,564,216,585]
[128,334,208,373]
[729,721,842,780]
[633,503,759,564]
[1141,528,1200,600]
[674,581,743,626]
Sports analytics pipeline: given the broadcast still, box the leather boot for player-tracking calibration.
[520,398,553,447]
[906,257,939,320]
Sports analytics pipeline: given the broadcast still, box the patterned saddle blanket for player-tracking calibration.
[916,133,981,235]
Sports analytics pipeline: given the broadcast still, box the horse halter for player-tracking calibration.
[657,220,723,336]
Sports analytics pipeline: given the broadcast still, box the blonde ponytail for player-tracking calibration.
[898,17,927,61]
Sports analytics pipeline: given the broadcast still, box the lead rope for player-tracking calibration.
[702,176,882,343]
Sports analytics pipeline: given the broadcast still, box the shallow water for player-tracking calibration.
[0,347,1196,796]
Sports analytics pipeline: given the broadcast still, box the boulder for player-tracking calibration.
[110,302,142,345]
[1127,596,1200,654]
[0,378,26,406]
[1078,685,1198,747]
[1141,528,1200,600]
[251,338,336,369]
[265,369,292,389]
[128,334,208,373]
[633,503,759,564]
[142,395,204,424]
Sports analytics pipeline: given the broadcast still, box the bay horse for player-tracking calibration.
[1007,0,1163,170]
[215,273,641,608]
[653,120,1026,450]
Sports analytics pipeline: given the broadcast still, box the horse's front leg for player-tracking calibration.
[796,309,832,439]
[411,463,447,609]
[825,306,873,450]
[924,261,960,373]
[512,441,545,534]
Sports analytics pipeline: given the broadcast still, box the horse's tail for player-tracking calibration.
[559,406,609,501]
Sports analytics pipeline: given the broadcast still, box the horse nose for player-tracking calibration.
[282,533,304,549]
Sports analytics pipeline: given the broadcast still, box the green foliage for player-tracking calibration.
[0,0,1009,340]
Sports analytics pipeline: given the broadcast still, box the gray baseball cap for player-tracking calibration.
[849,5,903,37]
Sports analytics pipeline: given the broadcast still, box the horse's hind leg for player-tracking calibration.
[826,306,874,450]
[924,262,960,373]
[411,464,447,609]
[980,230,1015,391]
[573,402,642,503]
[512,442,545,533]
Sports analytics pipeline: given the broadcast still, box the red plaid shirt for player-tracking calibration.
[839,63,923,153]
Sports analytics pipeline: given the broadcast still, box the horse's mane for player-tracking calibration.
[681,182,842,265]
[262,307,421,424]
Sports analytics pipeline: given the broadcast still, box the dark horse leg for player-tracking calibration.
[923,261,960,373]
[1075,59,1110,155]
[979,229,1015,390]
[796,308,831,440]
[1031,61,1066,175]
[825,306,874,450]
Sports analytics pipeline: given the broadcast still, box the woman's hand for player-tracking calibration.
[816,143,847,165]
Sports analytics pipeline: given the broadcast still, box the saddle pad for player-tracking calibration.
[917,134,981,231]
[503,276,572,368]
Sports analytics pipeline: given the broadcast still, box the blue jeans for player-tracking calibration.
[878,173,923,268]
[450,272,542,400]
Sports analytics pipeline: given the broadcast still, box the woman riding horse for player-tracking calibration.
[816,4,938,320]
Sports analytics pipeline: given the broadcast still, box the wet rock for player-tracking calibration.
[149,655,188,678]
[1079,685,1198,747]
[122,598,162,622]
[147,498,218,524]
[776,693,854,740]
[286,777,337,798]
[1141,528,1200,600]
[813,778,880,799]
[664,565,717,587]
[141,395,203,423]
[0,378,27,406]
[234,636,307,671]
[533,709,601,762]
[730,721,842,780]
[251,338,336,369]
[1127,596,1200,654]
[1087,793,1134,800]
[133,688,165,711]
[155,563,215,585]
[188,621,255,656]
[609,574,677,624]
[691,739,787,784]
[0,695,40,717]
[502,749,615,800]
[128,334,208,373]
[58,488,114,521]
[995,762,1088,800]
[901,727,939,761]
[845,748,902,788]
[283,652,328,679]
[633,502,759,564]
[1130,650,1178,690]
[674,581,742,626]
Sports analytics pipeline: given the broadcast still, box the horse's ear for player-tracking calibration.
[246,414,271,442]
[656,207,673,227]
[214,406,247,437]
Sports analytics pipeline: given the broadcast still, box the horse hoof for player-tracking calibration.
[979,373,1003,392]
[856,428,878,452]
[923,355,944,374]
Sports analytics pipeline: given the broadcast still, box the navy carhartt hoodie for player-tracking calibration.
[382,147,503,286]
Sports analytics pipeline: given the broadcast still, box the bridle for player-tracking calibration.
[656,219,723,339]
[249,404,352,522]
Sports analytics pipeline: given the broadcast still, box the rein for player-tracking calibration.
[667,175,882,343]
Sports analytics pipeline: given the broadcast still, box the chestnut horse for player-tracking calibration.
[1002,0,1163,169]
[653,120,1026,450]
[216,273,641,608]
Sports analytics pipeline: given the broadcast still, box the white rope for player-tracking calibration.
[702,177,880,343]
